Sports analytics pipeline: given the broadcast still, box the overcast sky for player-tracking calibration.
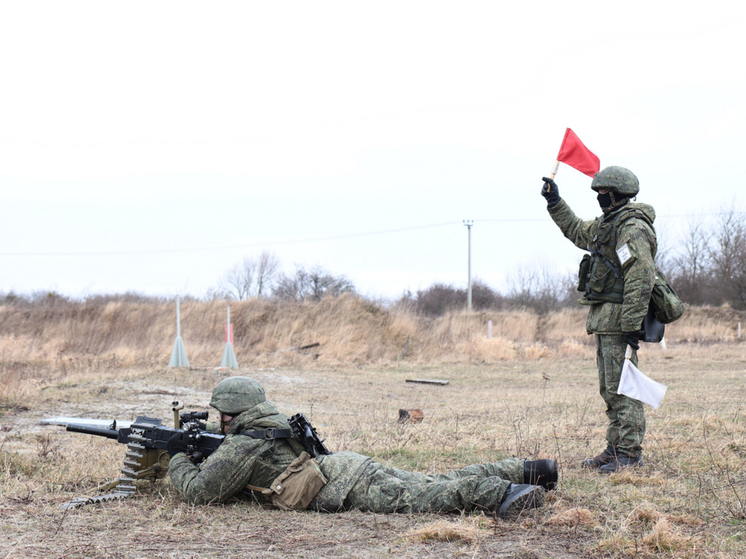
[1,1,744,300]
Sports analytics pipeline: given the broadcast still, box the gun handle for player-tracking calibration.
[172,400,184,427]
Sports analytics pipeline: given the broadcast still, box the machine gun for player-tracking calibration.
[60,401,224,509]
[57,405,331,508]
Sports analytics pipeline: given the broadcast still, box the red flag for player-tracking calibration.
[556,128,600,177]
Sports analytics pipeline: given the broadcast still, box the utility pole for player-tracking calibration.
[463,220,473,311]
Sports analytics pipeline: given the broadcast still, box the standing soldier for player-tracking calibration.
[541,167,657,472]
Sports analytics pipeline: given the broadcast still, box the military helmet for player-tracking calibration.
[591,166,639,197]
[209,376,266,415]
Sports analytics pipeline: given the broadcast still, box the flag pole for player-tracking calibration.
[550,160,559,180]
[546,160,560,191]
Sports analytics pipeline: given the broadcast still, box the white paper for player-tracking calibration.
[617,243,632,265]
[617,345,667,409]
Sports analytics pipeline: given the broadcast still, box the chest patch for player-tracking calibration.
[617,243,632,265]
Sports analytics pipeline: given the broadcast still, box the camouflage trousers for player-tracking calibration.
[341,458,524,514]
[596,334,646,457]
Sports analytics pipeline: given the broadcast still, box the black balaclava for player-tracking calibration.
[597,191,628,214]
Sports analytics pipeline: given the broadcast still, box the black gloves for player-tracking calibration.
[167,431,189,458]
[541,177,561,207]
[623,330,645,351]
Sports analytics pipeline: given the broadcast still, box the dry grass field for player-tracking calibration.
[2,298,746,558]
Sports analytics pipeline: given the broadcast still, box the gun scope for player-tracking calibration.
[181,411,209,422]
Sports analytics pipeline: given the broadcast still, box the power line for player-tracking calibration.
[0,211,738,257]
[0,220,461,257]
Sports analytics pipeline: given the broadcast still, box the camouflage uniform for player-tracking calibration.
[169,400,526,513]
[547,196,657,458]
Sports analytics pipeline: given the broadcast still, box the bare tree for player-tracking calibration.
[471,279,504,311]
[670,216,715,306]
[506,262,569,314]
[255,251,280,297]
[400,279,503,316]
[407,283,464,316]
[219,258,255,301]
[709,206,746,309]
[273,265,355,301]
[273,266,308,301]
[652,219,673,276]
[218,251,280,300]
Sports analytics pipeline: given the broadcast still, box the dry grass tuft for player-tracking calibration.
[642,518,693,552]
[545,507,599,528]
[556,339,589,357]
[0,367,20,403]
[666,514,704,526]
[597,532,636,555]
[405,518,485,544]
[458,336,518,362]
[609,470,667,487]
[632,505,662,524]
[597,508,699,555]
[523,343,551,360]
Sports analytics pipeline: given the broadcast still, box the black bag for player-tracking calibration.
[642,304,666,342]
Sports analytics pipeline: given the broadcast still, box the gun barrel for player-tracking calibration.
[66,423,119,439]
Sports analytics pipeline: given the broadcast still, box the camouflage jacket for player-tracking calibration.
[548,199,657,334]
[168,400,369,510]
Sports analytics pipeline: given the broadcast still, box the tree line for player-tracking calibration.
[662,207,746,309]
[4,207,746,314]
[207,206,746,314]
[208,251,355,303]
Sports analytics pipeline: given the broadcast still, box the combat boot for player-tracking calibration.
[599,453,642,473]
[524,459,558,491]
[497,484,545,518]
[581,446,616,469]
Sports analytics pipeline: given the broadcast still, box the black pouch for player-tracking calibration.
[642,304,666,342]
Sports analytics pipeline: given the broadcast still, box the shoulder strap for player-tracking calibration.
[589,206,650,279]
[238,428,293,440]
[588,245,622,279]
